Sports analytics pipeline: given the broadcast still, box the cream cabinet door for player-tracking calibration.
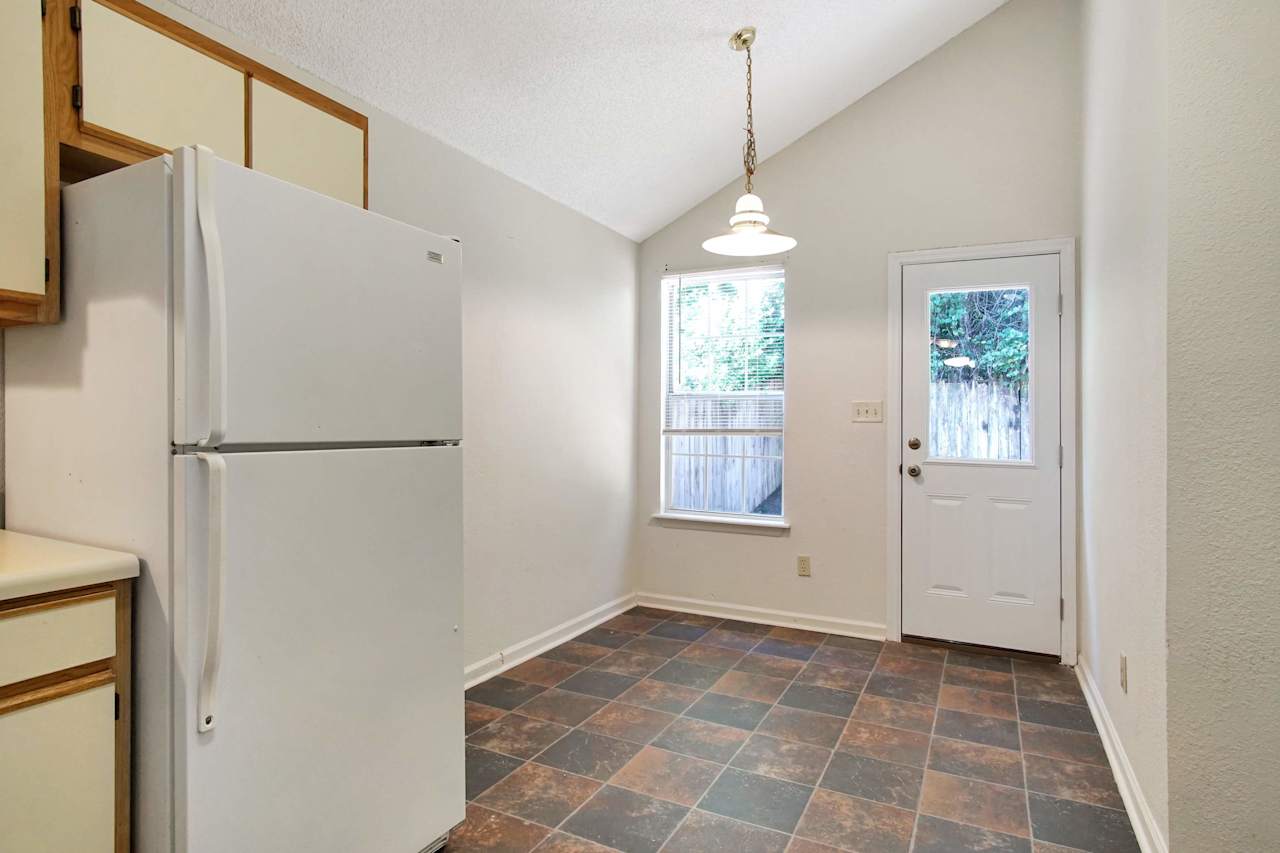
[0,684,116,853]
[81,0,245,163]
[0,0,45,295]
[251,79,365,207]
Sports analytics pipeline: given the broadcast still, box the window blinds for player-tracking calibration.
[662,266,785,435]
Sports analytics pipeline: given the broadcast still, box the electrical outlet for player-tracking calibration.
[1120,654,1128,693]
[797,555,812,577]
[851,401,883,423]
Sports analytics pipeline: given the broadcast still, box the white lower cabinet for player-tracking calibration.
[0,683,116,853]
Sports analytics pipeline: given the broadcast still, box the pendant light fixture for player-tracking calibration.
[702,26,797,257]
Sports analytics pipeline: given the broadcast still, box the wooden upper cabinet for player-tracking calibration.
[80,0,245,163]
[0,0,47,312]
[251,79,366,208]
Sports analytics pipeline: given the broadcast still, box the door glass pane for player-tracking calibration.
[670,453,705,511]
[706,456,744,514]
[929,287,1031,461]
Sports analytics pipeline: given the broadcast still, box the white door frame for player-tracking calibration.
[884,237,1077,663]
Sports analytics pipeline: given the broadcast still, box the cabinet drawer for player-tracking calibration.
[0,593,116,688]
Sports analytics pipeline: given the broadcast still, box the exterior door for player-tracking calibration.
[900,254,1062,655]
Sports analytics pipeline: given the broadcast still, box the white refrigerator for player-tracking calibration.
[4,146,465,853]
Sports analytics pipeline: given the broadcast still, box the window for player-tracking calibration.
[661,266,785,520]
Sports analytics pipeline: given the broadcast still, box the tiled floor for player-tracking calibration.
[453,608,1140,853]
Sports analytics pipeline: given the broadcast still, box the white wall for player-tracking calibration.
[1079,0,1169,846]
[1166,1,1280,848]
[634,0,1080,632]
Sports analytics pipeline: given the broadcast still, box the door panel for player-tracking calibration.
[251,79,365,208]
[0,0,44,295]
[81,0,245,162]
[901,254,1060,654]
[174,447,464,853]
[173,148,461,445]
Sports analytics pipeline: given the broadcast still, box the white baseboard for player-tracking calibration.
[464,592,638,688]
[1076,657,1168,853]
[635,591,886,641]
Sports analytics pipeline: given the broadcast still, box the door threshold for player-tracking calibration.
[901,634,1061,664]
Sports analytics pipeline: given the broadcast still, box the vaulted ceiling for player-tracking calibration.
[173,0,1006,240]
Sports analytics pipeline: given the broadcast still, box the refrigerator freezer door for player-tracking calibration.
[173,146,461,446]
[173,447,464,853]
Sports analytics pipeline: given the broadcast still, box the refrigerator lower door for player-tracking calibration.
[173,447,463,853]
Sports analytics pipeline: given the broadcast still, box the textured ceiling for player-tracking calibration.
[172,0,1006,240]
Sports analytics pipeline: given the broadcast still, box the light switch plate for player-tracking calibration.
[852,401,883,422]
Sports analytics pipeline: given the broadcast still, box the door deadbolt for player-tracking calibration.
[907,437,921,450]
[906,464,922,478]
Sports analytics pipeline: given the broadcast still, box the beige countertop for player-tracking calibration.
[0,530,139,601]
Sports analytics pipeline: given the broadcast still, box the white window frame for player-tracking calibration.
[656,264,789,531]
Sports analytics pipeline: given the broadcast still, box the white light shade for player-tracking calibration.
[703,193,796,257]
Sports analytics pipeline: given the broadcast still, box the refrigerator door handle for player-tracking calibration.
[194,145,229,447]
[195,451,227,733]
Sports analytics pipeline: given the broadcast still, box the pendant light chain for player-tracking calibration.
[743,44,757,193]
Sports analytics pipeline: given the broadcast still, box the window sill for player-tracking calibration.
[651,512,791,535]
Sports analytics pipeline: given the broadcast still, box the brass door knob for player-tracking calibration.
[907,437,921,450]
[906,464,922,478]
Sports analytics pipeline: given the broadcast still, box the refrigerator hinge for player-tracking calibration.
[69,3,81,31]
[71,84,83,111]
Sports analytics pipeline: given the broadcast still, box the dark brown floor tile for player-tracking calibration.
[822,635,885,654]
[735,652,806,679]
[558,669,640,700]
[577,627,635,650]
[654,717,751,763]
[697,628,764,652]
[699,767,813,834]
[1024,753,1124,809]
[795,662,869,694]
[913,814,1031,853]
[617,679,704,715]
[676,642,746,670]
[581,703,676,744]
[1028,792,1140,852]
[795,788,914,853]
[864,672,940,705]
[466,745,525,800]
[852,694,936,734]
[621,635,690,659]
[467,714,572,759]
[532,832,615,852]
[475,763,601,827]
[934,709,1022,751]
[767,626,827,645]
[650,659,724,690]
[880,641,947,663]
[944,665,1015,694]
[712,669,791,704]
[919,770,1029,837]
[779,684,859,717]
[1020,722,1109,767]
[837,721,930,767]
[1015,675,1087,706]
[592,651,666,679]
[938,684,1018,720]
[534,729,643,781]
[731,733,831,785]
[562,786,688,853]
[611,745,720,806]
[601,613,664,634]
[1018,698,1097,733]
[928,737,1024,787]
[754,638,819,661]
[629,606,676,620]
[467,701,508,735]
[757,706,846,748]
[686,692,773,731]
[947,650,1014,672]
[787,839,843,853]
[649,621,712,642]
[668,612,724,628]
[874,654,944,682]
[450,804,550,852]
[810,645,880,672]
[468,676,550,710]
[719,619,774,635]
[819,750,922,809]
[506,658,582,688]
[517,689,610,727]
[542,641,612,666]
[663,809,790,853]
[1012,659,1078,684]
